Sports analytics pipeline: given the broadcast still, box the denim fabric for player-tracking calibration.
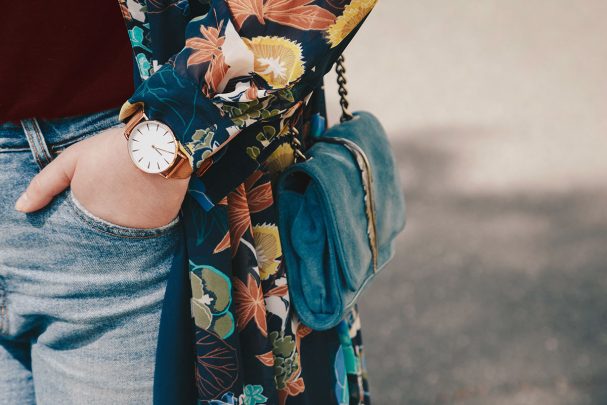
[0,107,184,404]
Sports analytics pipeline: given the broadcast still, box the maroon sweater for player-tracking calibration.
[0,1,134,123]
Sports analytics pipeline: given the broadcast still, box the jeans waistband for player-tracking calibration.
[0,106,123,152]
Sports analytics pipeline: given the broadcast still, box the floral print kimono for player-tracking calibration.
[117,1,377,404]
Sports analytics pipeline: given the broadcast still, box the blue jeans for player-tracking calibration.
[0,108,184,404]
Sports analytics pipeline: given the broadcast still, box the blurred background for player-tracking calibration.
[324,1,607,404]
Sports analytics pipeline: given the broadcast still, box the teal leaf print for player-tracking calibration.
[334,345,349,405]
[135,53,153,80]
[337,320,360,374]
[241,384,268,405]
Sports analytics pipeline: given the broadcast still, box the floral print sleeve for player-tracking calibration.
[117,2,378,404]
[119,0,378,210]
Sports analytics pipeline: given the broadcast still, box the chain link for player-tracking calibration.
[289,126,307,163]
[288,54,352,163]
[335,55,354,123]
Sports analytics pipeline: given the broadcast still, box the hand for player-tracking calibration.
[14,126,190,229]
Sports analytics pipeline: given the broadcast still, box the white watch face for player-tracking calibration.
[127,120,178,174]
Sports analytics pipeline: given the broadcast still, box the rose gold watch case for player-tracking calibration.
[124,110,193,179]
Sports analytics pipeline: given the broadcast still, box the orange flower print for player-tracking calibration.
[227,173,274,257]
[264,284,288,298]
[247,180,273,213]
[255,350,275,367]
[213,231,231,254]
[227,184,253,258]
[278,376,305,405]
[244,170,274,213]
[186,21,226,66]
[227,0,336,31]
[233,274,268,336]
[203,53,230,97]
[118,0,131,21]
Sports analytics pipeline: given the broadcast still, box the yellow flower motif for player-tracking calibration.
[252,223,282,280]
[265,142,295,174]
[244,36,305,89]
[326,0,378,48]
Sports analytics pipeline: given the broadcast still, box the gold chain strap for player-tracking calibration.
[289,125,307,163]
[335,55,354,123]
[289,54,353,162]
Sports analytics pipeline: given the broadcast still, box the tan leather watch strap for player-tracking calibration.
[123,109,146,140]
[160,145,193,179]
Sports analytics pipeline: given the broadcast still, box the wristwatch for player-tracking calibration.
[123,109,193,179]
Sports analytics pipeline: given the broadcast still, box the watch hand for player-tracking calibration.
[152,145,174,154]
[151,145,163,156]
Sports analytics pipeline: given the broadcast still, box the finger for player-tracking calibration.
[15,149,78,212]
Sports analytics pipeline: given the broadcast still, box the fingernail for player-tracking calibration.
[14,193,29,212]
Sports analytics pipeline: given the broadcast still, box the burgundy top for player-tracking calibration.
[0,1,134,123]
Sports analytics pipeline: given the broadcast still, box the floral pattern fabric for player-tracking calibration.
[117,0,377,403]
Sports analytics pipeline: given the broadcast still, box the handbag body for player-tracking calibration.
[276,109,406,330]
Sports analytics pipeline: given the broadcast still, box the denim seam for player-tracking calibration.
[49,122,124,155]
[66,189,181,239]
[0,147,33,153]
[0,122,125,155]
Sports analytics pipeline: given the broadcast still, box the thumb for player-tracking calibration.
[15,148,78,213]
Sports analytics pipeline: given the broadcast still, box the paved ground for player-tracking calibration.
[323,2,607,403]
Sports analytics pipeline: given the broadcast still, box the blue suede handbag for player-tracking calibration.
[276,57,406,330]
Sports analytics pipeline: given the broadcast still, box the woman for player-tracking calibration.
[0,0,376,403]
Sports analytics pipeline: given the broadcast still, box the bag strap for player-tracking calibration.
[335,55,354,123]
[288,54,353,162]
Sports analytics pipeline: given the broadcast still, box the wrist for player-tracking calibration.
[120,65,231,174]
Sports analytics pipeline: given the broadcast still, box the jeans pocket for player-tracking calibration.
[66,189,181,239]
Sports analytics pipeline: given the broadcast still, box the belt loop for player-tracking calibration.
[21,118,53,170]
